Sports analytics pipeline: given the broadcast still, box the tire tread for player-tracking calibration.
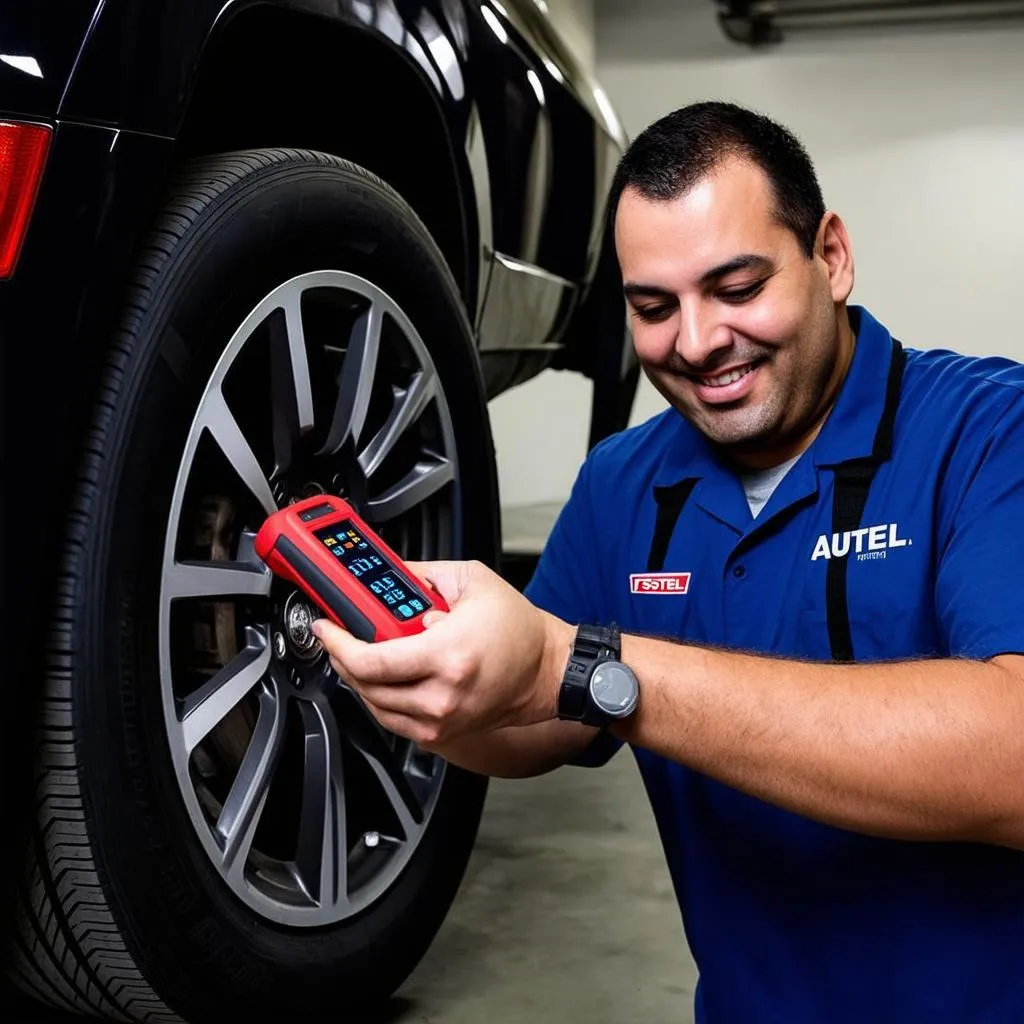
[8,147,472,1021]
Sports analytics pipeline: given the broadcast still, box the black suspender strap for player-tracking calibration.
[825,462,877,662]
[826,338,907,662]
[647,479,698,572]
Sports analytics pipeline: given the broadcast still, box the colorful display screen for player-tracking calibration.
[312,519,431,622]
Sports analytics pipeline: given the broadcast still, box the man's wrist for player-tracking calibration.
[540,613,576,721]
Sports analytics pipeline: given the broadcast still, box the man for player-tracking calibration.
[313,102,1024,1021]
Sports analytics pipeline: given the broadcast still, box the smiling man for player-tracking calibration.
[313,102,1024,1022]
[618,155,853,468]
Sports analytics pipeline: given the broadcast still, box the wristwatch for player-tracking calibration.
[556,623,639,727]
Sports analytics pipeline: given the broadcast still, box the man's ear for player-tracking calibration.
[816,212,855,304]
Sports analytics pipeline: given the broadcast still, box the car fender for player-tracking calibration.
[55,1,484,299]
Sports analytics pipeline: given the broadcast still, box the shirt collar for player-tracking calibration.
[810,305,897,467]
[653,304,896,489]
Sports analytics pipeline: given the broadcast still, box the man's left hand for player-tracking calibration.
[311,560,574,748]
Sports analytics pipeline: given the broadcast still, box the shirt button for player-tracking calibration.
[732,564,747,579]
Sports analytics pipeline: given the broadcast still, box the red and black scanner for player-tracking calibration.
[254,494,448,643]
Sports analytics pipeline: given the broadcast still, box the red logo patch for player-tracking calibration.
[629,572,691,595]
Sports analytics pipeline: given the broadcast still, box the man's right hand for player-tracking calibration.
[314,558,600,779]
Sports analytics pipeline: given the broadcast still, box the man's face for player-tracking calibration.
[615,157,852,463]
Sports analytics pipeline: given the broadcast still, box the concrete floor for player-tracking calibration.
[392,753,698,1024]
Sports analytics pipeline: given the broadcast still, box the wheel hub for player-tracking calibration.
[283,591,320,659]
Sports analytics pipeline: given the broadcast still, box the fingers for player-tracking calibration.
[311,618,362,662]
[356,696,422,744]
[314,622,473,745]
[356,679,455,719]
[403,560,468,603]
[312,618,436,685]
[353,681,466,748]
[420,609,448,629]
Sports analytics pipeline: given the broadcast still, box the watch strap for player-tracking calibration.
[557,623,621,722]
[575,623,621,660]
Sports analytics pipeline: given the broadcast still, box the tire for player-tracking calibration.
[6,150,497,1022]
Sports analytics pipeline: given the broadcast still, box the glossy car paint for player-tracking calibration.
[0,3,103,117]
[0,1,627,825]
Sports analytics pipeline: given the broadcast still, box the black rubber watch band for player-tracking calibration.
[557,623,621,722]
[574,623,621,660]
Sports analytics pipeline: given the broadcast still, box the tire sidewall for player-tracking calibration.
[72,154,494,1018]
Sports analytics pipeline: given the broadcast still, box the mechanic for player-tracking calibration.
[313,101,1024,1022]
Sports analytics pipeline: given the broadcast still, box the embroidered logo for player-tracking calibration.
[630,572,691,594]
[810,522,913,562]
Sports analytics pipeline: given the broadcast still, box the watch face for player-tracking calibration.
[589,662,639,717]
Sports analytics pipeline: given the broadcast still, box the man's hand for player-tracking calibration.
[311,560,575,749]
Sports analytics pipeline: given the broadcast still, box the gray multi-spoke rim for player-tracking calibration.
[159,270,459,927]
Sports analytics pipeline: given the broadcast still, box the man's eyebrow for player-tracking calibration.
[623,255,775,300]
[698,254,774,284]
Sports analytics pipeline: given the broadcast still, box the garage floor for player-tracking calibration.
[5,506,699,1024]
[390,750,698,1024]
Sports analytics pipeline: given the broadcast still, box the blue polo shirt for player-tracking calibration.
[525,306,1024,1023]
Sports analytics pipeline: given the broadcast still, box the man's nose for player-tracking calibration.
[675,301,731,370]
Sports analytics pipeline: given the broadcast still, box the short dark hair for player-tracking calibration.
[608,101,826,258]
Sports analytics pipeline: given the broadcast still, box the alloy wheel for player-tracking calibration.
[159,270,459,927]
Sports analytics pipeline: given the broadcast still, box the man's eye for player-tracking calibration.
[719,281,766,304]
[633,305,674,323]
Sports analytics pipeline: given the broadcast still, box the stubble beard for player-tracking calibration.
[649,338,839,459]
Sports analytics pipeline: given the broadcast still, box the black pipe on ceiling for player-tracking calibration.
[716,0,1024,46]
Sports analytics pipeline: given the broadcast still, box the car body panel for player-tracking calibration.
[0,0,628,734]
[0,3,102,119]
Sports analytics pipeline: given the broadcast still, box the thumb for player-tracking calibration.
[310,617,365,660]
[403,560,470,604]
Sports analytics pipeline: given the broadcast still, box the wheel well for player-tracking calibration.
[175,6,474,307]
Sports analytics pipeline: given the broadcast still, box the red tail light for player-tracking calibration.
[0,121,53,279]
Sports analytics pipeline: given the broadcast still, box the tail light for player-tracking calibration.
[0,121,53,279]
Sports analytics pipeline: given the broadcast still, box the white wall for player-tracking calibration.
[491,3,1024,511]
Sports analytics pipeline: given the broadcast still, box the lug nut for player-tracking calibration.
[273,632,287,659]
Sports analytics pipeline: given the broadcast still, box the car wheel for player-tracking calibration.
[6,150,496,1022]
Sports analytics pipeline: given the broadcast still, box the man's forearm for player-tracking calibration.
[611,637,1024,849]
[427,719,598,779]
